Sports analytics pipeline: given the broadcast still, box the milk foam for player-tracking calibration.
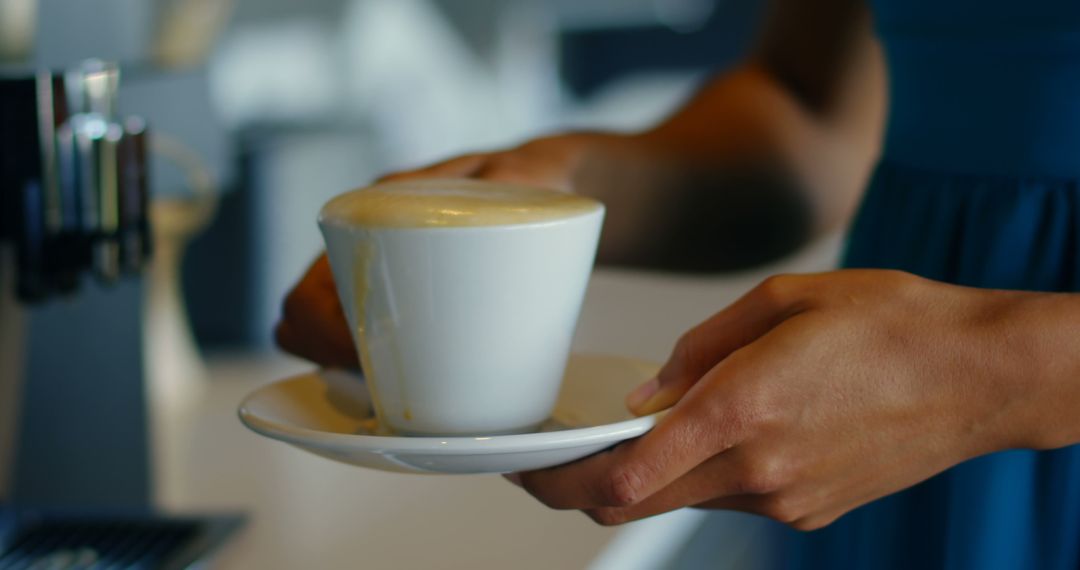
[319,178,602,228]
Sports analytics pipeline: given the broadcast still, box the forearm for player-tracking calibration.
[640,57,883,233]
[560,1,884,269]
[564,61,881,270]
[984,291,1080,451]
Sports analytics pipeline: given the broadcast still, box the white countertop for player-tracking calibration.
[151,238,839,569]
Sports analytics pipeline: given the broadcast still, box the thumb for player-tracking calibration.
[625,274,811,416]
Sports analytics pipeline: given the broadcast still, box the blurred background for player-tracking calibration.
[165,0,762,350]
[0,0,844,568]
[9,0,767,346]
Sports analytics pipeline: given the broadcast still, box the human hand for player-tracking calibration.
[377,132,618,190]
[512,270,1040,529]
[274,254,358,368]
[275,133,619,367]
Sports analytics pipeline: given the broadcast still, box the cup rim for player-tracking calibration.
[318,177,605,231]
[317,203,604,231]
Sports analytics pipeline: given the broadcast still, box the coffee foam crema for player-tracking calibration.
[319,178,602,228]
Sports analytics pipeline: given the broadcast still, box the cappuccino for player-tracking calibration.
[319,178,601,228]
[319,178,604,436]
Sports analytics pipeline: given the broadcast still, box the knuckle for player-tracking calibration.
[675,384,771,456]
[683,398,747,454]
[515,138,546,153]
[872,268,912,291]
[373,171,405,182]
[478,157,547,184]
[476,166,518,182]
[716,389,771,441]
[729,395,762,432]
[790,514,833,532]
[475,152,513,172]
[759,493,802,524]
[489,151,520,167]
[757,274,793,305]
[586,508,631,527]
[888,270,925,297]
[443,153,482,167]
[881,268,915,283]
[790,519,821,532]
[597,467,644,508]
[672,331,703,374]
[418,153,487,176]
[734,453,790,495]
[757,273,817,313]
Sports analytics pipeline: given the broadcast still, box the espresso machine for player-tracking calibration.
[0,61,239,569]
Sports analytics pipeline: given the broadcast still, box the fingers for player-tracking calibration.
[376,151,571,190]
[519,370,747,513]
[376,154,488,183]
[578,452,744,525]
[518,407,816,528]
[695,496,841,532]
[275,255,359,368]
[513,457,814,529]
[579,440,803,526]
[274,321,357,369]
[473,162,563,188]
[627,274,815,416]
[516,417,818,528]
[471,153,574,190]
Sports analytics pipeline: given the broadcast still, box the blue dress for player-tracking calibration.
[684,1,1080,568]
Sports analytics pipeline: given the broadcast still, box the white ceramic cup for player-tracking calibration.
[318,179,604,436]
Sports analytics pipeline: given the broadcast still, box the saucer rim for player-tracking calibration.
[237,353,660,456]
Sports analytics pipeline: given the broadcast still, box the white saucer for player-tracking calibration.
[238,353,660,474]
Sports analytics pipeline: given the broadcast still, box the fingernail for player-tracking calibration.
[625,377,660,413]
[503,473,523,487]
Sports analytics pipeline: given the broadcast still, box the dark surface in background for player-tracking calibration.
[560,0,765,98]
[16,278,150,508]
[182,146,258,347]
[0,509,245,570]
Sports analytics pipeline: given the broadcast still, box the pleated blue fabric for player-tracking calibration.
[682,2,1080,566]
[765,164,1080,570]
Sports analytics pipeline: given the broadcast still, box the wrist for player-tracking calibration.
[974,291,1080,452]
